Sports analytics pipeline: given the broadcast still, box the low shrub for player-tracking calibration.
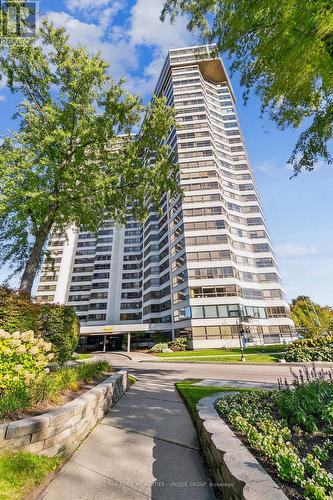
[0,360,111,418]
[217,368,333,500]
[277,366,333,432]
[0,287,79,363]
[40,304,79,365]
[284,335,333,362]
[149,342,169,353]
[217,388,333,500]
[168,337,188,352]
[0,330,54,394]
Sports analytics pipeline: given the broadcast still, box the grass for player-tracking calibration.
[0,360,111,419]
[128,374,137,385]
[156,344,286,358]
[0,451,62,500]
[154,345,285,363]
[176,379,250,414]
[166,353,282,363]
[72,353,92,360]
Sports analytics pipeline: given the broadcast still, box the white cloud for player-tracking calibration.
[47,0,196,97]
[0,95,6,102]
[255,161,276,173]
[65,0,112,12]
[275,243,320,257]
[130,0,192,51]
[46,11,138,81]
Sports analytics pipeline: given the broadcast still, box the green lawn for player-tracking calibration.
[156,344,286,357]
[72,353,92,360]
[0,452,62,500]
[167,353,281,363]
[176,380,250,414]
[155,344,286,363]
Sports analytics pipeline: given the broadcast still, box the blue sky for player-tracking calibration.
[1,0,332,305]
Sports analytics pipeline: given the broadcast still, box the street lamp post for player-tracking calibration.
[237,313,253,362]
[238,320,246,362]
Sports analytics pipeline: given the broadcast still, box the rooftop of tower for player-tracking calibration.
[154,43,234,100]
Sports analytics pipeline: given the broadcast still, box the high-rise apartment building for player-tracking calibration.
[36,45,295,350]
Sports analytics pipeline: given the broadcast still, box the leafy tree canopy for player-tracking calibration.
[0,20,178,296]
[290,295,333,337]
[161,0,333,175]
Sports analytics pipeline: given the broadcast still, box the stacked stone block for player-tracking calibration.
[0,370,128,457]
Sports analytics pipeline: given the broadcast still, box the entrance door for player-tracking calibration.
[107,336,123,351]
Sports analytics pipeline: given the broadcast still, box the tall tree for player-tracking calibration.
[290,296,333,337]
[0,20,178,296]
[161,0,333,175]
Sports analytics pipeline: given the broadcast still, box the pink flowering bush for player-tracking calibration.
[0,330,54,394]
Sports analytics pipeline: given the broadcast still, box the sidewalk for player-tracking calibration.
[40,371,216,500]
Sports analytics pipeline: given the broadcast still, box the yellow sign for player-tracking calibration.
[103,327,113,332]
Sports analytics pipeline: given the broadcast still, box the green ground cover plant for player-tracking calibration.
[216,367,333,499]
[0,360,111,419]
[0,451,61,500]
[284,335,333,362]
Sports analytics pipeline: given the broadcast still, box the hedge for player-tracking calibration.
[284,335,333,362]
[0,287,79,364]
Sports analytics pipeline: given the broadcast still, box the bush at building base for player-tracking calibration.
[0,287,79,364]
[149,337,189,353]
[168,337,188,351]
[0,330,54,394]
[284,336,333,362]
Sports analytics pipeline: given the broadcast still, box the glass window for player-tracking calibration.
[206,326,220,337]
[191,306,204,319]
[204,306,218,318]
[217,305,228,317]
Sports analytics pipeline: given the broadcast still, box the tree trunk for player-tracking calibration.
[19,216,54,297]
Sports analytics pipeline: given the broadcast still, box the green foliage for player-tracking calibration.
[290,296,333,337]
[0,360,110,418]
[149,342,169,353]
[0,287,41,333]
[176,379,249,414]
[0,329,54,394]
[0,287,79,363]
[0,451,61,500]
[216,387,333,498]
[0,20,178,295]
[168,337,188,351]
[275,380,333,433]
[284,335,333,362]
[161,0,333,175]
[39,304,79,365]
[313,439,333,462]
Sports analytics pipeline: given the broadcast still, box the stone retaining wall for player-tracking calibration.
[195,392,287,500]
[0,370,128,457]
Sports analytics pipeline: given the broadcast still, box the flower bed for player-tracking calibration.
[284,335,333,362]
[216,368,333,499]
[0,360,112,421]
[0,370,128,456]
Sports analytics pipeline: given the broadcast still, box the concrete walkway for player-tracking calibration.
[40,371,216,500]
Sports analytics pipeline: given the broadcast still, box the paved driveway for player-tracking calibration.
[41,364,217,500]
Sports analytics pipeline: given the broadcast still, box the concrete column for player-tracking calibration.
[103,335,107,352]
[127,333,131,354]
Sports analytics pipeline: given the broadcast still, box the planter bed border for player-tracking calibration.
[0,370,128,457]
[195,392,288,500]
